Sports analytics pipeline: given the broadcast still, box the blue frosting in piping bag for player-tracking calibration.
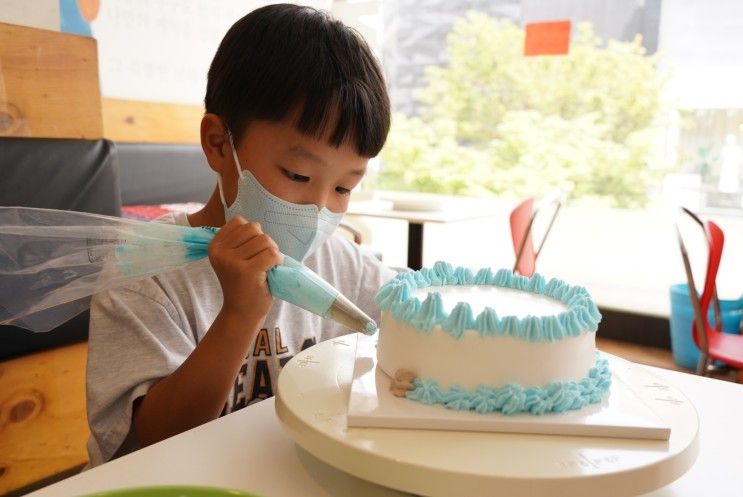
[266,255,338,318]
[267,255,378,335]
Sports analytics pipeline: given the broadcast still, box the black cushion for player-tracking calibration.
[116,143,214,205]
[0,137,121,215]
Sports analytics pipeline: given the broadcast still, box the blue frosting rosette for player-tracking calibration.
[376,261,601,342]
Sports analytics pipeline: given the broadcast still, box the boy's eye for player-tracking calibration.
[284,170,310,182]
[335,186,351,195]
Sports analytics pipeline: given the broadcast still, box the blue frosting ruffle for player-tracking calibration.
[375,262,601,342]
[405,356,612,415]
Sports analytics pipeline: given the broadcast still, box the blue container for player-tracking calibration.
[669,283,743,370]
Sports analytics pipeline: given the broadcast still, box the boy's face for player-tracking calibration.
[218,117,369,214]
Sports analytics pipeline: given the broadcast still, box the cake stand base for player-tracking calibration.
[275,333,699,497]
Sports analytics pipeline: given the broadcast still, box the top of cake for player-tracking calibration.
[375,262,601,342]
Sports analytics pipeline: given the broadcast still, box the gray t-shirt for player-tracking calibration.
[86,212,395,466]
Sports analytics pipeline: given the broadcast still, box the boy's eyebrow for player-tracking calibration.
[288,145,326,165]
[287,145,366,175]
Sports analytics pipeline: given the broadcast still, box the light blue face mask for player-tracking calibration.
[217,133,344,262]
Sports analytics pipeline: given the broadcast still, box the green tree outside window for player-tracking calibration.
[380,12,665,208]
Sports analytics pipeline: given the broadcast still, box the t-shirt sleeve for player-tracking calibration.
[86,279,196,466]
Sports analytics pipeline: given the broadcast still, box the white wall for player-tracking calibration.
[0,0,381,105]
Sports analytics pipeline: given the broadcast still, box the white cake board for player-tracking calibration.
[347,337,670,440]
[275,333,699,497]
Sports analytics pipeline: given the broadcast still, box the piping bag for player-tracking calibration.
[267,254,378,335]
[0,207,378,335]
[199,226,379,335]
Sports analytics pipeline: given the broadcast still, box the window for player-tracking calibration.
[358,0,743,316]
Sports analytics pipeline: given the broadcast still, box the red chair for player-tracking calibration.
[510,192,562,277]
[676,207,743,380]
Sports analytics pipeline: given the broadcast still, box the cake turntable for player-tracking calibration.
[275,333,698,497]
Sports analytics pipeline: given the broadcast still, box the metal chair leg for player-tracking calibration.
[696,354,715,376]
[695,353,707,376]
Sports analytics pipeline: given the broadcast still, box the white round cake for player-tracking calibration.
[374,262,610,415]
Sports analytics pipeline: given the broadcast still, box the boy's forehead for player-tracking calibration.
[245,116,364,158]
[283,140,368,175]
[287,144,326,165]
[239,118,368,173]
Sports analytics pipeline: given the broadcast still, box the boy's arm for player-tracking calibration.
[132,216,282,447]
[131,307,262,446]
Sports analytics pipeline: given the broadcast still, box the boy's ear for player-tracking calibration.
[200,114,230,175]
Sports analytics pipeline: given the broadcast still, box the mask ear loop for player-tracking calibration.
[217,130,245,209]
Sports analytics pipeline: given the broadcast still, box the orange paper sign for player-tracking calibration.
[524,20,571,56]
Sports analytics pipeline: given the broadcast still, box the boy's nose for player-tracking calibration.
[305,187,329,211]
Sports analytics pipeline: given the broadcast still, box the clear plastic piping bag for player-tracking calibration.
[1,207,379,335]
[0,207,217,331]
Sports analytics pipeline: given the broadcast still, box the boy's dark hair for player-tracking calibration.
[205,4,390,158]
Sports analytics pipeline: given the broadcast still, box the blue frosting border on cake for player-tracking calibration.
[406,355,612,415]
[375,261,601,342]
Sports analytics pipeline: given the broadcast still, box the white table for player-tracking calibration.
[28,365,743,497]
[346,195,502,270]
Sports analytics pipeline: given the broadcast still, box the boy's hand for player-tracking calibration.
[208,216,282,321]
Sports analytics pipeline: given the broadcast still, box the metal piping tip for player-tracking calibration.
[327,293,378,335]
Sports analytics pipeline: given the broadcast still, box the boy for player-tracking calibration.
[86,4,393,466]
